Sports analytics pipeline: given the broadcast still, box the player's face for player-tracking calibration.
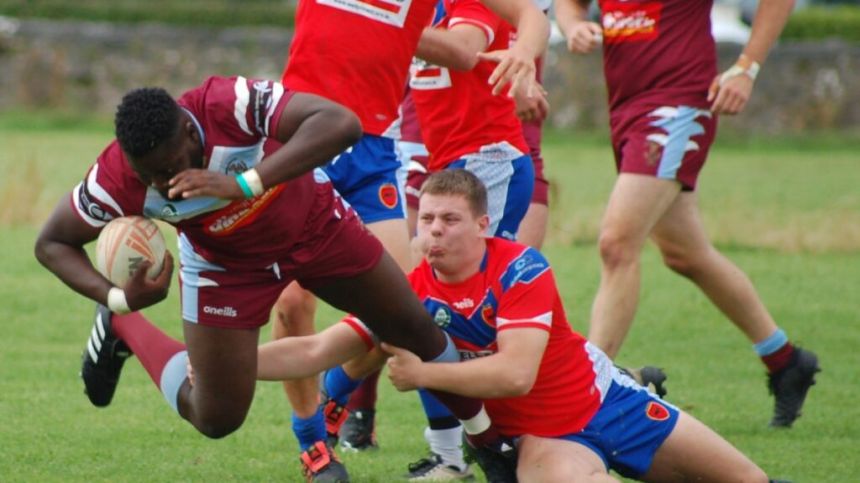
[416,193,489,277]
[128,120,204,201]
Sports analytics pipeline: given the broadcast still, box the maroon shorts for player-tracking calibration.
[610,104,717,190]
[179,188,384,329]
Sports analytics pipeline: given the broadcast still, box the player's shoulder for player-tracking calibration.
[489,239,551,291]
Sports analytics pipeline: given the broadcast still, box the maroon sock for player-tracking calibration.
[762,342,796,374]
[112,312,186,386]
[347,369,381,411]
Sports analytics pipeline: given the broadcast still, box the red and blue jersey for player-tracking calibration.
[283,0,438,137]
[408,238,604,437]
[409,0,528,171]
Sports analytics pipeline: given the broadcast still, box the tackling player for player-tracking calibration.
[243,169,779,483]
[554,0,819,428]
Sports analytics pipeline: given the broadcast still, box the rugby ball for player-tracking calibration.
[95,216,166,287]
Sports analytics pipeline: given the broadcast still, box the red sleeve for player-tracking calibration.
[447,0,501,46]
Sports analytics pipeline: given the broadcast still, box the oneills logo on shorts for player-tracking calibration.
[645,401,670,421]
[203,305,238,317]
[379,183,398,209]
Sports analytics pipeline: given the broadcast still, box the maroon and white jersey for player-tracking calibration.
[71,76,327,269]
[599,0,717,111]
[282,0,438,137]
[409,0,528,171]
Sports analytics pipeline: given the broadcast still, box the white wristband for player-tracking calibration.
[719,61,760,85]
[107,287,131,314]
[241,168,264,197]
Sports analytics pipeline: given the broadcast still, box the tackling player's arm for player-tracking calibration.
[416,23,490,71]
[555,0,603,54]
[383,327,549,398]
[168,92,362,200]
[34,199,173,311]
[256,322,372,380]
[709,0,795,114]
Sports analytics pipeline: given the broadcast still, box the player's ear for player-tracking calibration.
[477,213,490,234]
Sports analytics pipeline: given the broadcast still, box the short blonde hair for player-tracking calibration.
[420,169,487,216]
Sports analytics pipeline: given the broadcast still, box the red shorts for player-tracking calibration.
[610,104,717,190]
[179,187,384,329]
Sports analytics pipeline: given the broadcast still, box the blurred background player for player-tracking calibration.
[555,0,819,427]
[325,2,546,477]
[273,0,550,480]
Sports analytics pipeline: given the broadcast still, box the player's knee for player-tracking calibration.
[273,287,315,333]
[194,413,247,439]
[660,246,708,279]
[597,231,639,269]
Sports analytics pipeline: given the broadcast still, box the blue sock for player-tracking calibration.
[292,409,326,451]
[324,366,362,406]
[754,328,788,356]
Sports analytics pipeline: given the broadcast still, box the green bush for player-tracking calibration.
[782,6,860,41]
[0,0,295,28]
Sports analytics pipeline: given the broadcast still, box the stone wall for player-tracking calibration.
[1,17,858,136]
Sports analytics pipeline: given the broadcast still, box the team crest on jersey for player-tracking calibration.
[378,183,398,209]
[434,307,452,328]
[601,1,662,43]
[225,158,250,175]
[481,304,495,325]
[645,401,670,421]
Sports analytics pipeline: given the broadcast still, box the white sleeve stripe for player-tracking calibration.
[497,311,552,328]
[449,17,495,45]
[265,82,284,136]
[233,76,253,136]
[71,184,107,227]
[86,164,124,216]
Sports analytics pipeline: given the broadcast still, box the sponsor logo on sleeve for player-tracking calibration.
[77,182,111,222]
[249,80,274,136]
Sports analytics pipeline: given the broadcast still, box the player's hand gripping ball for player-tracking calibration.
[95,216,166,286]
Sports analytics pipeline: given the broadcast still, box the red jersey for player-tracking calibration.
[282,0,437,137]
[599,0,717,111]
[408,238,607,437]
[71,76,330,269]
[409,0,528,171]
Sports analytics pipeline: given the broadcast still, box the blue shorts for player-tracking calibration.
[559,376,679,479]
[323,134,406,224]
[447,153,533,240]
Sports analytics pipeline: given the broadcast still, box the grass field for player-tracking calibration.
[1,117,858,482]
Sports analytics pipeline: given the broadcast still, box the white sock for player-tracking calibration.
[425,425,467,471]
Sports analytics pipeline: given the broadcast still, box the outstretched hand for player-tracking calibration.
[168,169,245,200]
[122,251,174,311]
[478,47,538,98]
[381,342,424,392]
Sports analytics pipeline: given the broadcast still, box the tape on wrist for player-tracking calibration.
[235,173,254,198]
[107,287,131,314]
[241,168,264,197]
[719,61,760,85]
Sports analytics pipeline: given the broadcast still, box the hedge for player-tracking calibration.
[782,6,860,41]
[0,0,296,28]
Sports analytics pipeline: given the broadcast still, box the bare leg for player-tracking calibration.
[517,435,618,483]
[588,174,681,358]
[517,202,549,249]
[271,282,320,418]
[178,322,260,439]
[651,193,778,343]
[643,412,767,482]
